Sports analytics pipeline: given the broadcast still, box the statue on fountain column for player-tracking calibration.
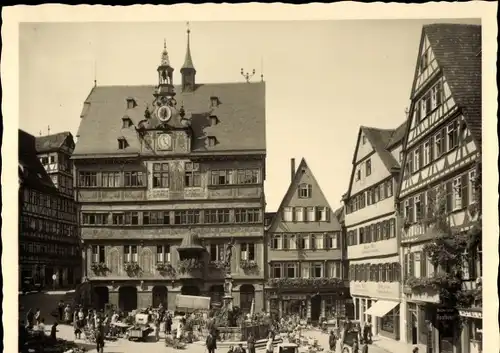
[224,238,235,275]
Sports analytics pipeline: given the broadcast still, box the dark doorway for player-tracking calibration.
[119,286,138,313]
[410,312,418,345]
[58,270,64,287]
[311,295,322,322]
[239,284,255,314]
[94,286,109,310]
[152,286,168,308]
[181,285,200,296]
[209,285,224,307]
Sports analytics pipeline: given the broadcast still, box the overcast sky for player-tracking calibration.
[19,19,480,211]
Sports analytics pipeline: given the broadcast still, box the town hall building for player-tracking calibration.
[72,28,267,313]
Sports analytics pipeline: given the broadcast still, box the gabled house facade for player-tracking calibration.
[396,24,482,353]
[72,29,266,313]
[343,122,406,342]
[265,158,349,323]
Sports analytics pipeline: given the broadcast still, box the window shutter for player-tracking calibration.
[446,182,453,212]
[326,207,330,222]
[429,139,434,163]
[419,145,424,168]
[441,128,446,152]
[421,251,427,277]
[462,173,469,207]
[404,253,409,278]
[308,184,312,198]
[409,252,415,277]
[409,198,415,223]
[420,192,426,219]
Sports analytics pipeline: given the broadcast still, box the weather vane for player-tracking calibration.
[240,68,256,83]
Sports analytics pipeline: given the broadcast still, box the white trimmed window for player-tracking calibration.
[404,199,410,220]
[156,245,171,263]
[240,243,255,261]
[306,207,315,222]
[414,252,421,278]
[414,195,422,221]
[432,81,443,108]
[453,177,463,210]
[356,169,361,181]
[294,207,304,222]
[413,148,421,171]
[434,132,443,159]
[311,262,323,278]
[286,263,298,278]
[469,170,477,203]
[288,235,297,250]
[301,262,310,278]
[316,207,327,222]
[298,184,312,198]
[447,121,458,151]
[271,235,282,250]
[283,207,293,222]
[91,245,105,263]
[366,159,372,176]
[124,245,138,263]
[314,234,324,250]
[271,263,282,278]
[423,140,431,166]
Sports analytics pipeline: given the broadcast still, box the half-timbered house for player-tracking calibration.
[19,130,80,288]
[72,29,266,313]
[265,158,349,323]
[397,24,482,353]
[343,121,406,342]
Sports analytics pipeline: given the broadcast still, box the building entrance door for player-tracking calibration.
[311,295,321,322]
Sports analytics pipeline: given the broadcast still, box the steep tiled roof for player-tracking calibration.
[19,130,56,191]
[268,158,342,233]
[74,82,266,156]
[423,24,482,148]
[361,127,400,172]
[35,132,73,153]
[386,121,408,149]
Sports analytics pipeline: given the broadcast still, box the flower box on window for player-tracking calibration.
[124,262,141,276]
[177,259,203,274]
[240,260,259,273]
[90,262,109,275]
[266,277,344,288]
[209,260,227,270]
[156,262,176,277]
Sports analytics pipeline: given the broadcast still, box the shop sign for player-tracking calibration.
[458,310,482,319]
[350,281,400,299]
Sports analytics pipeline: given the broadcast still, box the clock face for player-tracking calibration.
[157,105,172,122]
[157,134,172,151]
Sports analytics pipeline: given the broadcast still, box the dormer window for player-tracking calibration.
[207,136,218,147]
[122,117,133,129]
[210,115,219,126]
[126,98,137,109]
[118,138,129,150]
[362,135,367,145]
[210,96,220,108]
[298,183,312,198]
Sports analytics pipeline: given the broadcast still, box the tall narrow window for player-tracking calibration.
[185,162,201,187]
[469,170,477,203]
[156,245,171,262]
[240,243,255,261]
[271,235,281,250]
[420,50,428,72]
[423,140,431,166]
[414,195,422,221]
[365,159,372,176]
[316,207,327,222]
[447,121,458,151]
[283,207,293,222]
[271,264,282,278]
[434,132,443,159]
[306,207,315,222]
[423,92,432,117]
[453,177,463,210]
[433,81,443,108]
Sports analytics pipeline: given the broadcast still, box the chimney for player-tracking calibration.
[290,158,295,182]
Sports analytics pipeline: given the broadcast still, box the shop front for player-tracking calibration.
[459,309,482,353]
[350,281,401,339]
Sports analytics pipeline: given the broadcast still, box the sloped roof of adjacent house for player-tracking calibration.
[35,131,73,153]
[74,82,266,156]
[422,23,482,148]
[19,130,56,191]
[333,206,344,224]
[268,158,341,233]
[346,120,407,198]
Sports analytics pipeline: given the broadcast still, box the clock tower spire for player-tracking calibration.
[156,39,175,97]
[181,22,196,92]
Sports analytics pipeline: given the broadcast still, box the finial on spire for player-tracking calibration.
[181,22,195,71]
[161,39,170,66]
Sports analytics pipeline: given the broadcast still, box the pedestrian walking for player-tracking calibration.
[247,332,256,353]
[95,318,105,353]
[58,300,65,321]
[154,314,160,342]
[361,343,369,353]
[206,331,217,353]
[329,330,337,352]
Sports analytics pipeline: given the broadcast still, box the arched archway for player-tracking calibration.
[152,286,168,308]
[209,285,224,307]
[181,285,200,296]
[119,286,138,313]
[93,286,109,310]
[239,284,255,314]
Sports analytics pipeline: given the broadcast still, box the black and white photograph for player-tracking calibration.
[1,4,497,353]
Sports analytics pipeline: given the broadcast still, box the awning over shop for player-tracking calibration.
[364,300,399,317]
